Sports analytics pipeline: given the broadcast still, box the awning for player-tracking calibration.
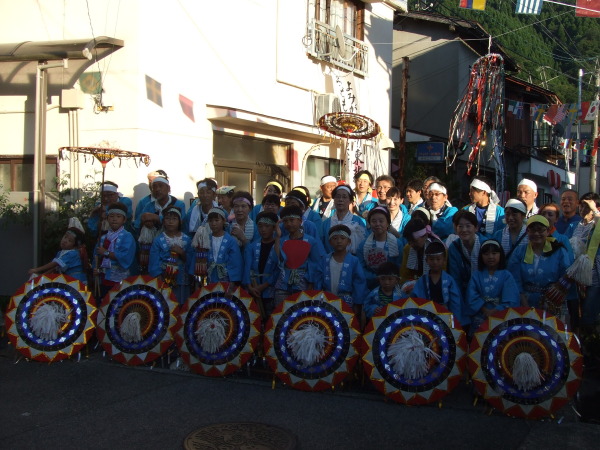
[0,36,124,96]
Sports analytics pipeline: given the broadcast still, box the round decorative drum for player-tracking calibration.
[468,307,583,419]
[173,283,262,377]
[96,275,179,365]
[5,274,97,362]
[361,297,467,405]
[263,290,361,391]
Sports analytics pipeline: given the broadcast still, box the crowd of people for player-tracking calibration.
[30,168,600,343]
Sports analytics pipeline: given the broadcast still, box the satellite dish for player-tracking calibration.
[335,25,347,59]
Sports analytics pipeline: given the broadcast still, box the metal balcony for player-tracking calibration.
[306,19,369,76]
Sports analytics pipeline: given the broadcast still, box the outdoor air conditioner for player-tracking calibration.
[314,93,341,124]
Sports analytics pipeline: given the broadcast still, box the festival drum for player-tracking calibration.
[361,297,467,405]
[263,290,361,391]
[5,274,97,362]
[468,307,583,419]
[172,282,262,377]
[96,275,179,365]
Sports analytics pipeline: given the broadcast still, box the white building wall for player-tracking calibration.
[1,0,394,203]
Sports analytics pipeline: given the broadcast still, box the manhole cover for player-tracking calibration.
[183,422,297,450]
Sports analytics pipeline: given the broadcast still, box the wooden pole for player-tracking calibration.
[398,56,409,187]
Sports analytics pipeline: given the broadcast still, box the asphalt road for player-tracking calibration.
[1,337,600,450]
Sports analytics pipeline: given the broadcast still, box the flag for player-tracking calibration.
[516,0,543,14]
[585,100,599,121]
[576,0,600,17]
[544,105,559,125]
[514,102,524,119]
[554,104,567,124]
[459,0,486,11]
[145,75,162,107]
[532,105,547,123]
[507,100,516,114]
[592,137,600,157]
[179,94,195,122]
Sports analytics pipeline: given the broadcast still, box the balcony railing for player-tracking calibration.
[306,19,369,76]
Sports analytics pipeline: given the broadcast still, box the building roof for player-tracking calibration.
[0,36,123,96]
[394,11,520,72]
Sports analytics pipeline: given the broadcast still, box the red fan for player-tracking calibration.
[282,240,311,269]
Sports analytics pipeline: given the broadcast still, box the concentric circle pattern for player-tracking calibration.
[5,274,97,362]
[319,112,380,139]
[173,283,262,377]
[263,290,361,391]
[96,275,179,365]
[361,297,467,405]
[468,307,583,419]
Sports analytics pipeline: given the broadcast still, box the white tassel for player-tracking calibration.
[195,313,228,353]
[388,327,440,380]
[138,226,158,245]
[67,217,85,234]
[120,312,143,342]
[569,236,587,259]
[566,254,593,286]
[287,322,329,366]
[192,224,211,249]
[30,303,68,340]
[512,352,543,391]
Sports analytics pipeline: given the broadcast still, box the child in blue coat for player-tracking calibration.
[411,240,464,327]
[149,206,193,304]
[363,262,405,326]
[319,224,368,316]
[466,239,520,335]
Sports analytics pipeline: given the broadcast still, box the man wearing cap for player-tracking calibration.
[516,178,539,218]
[312,175,338,219]
[507,214,573,309]
[465,176,505,239]
[88,181,133,235]
[426,182,458,240]
[556,189,581,238]
[134,170,168,224]
[184,178,219,237]
[492,198,529,262]
[135,176,186,231]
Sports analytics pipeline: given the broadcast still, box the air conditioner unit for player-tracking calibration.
[314,93,341,124]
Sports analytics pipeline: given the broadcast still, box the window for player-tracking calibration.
[315,0,364,39]
[0,157,57,192]
[305,156,341,200]
[308,0,368,76]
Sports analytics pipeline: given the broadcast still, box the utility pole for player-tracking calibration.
[590,63,600,193]
[576,69,583,193]
[398,56,409,188]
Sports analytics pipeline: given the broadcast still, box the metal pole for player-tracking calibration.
[576,69,583,193]
[33,60,68,266]
[398,56,409,186]
[590,65,600,193]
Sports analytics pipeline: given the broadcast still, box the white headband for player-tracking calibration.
[196,182,216,192]
[470,179,491,193]
[102,184,118,193]
[518,178,537,193]
[321,175,337,185]
[428,183,447,195]
[152,177,169,185]
[505,198,527,214]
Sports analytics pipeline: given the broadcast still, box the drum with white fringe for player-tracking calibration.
[361,297,467,405]
[468,307,583,419]
[172,282,262,376]
[263,290,361,391]
[96,275,179,365]
[5,274,97,362]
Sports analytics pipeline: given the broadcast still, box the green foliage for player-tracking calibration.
[41,174,101,261]
[409,0,600,103]
[0,184,31,227]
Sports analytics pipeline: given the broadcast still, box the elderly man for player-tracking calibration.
[136,176,186,231]
[312,175,338,219]
[516,178,539,218]
[556,189,581,238]
[372,175,395,207]
[88,181,133,235]
[426,182,458,240]
[465,177,505,239]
